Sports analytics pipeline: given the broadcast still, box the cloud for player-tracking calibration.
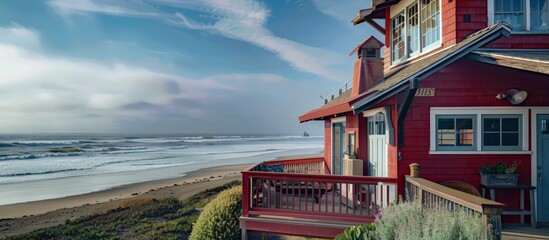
[48,0,160,17]
[311,0,366,23]
[0,24,41,50]
[0,25,292,133]
[47,0,346,81]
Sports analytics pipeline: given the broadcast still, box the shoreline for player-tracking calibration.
[0,163,250,238]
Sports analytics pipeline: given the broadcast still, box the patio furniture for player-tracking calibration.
[441,180,481,197]
[481,184,537,228]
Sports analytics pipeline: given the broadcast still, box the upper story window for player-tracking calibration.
[390,0,441,65]
[489,0,549,32]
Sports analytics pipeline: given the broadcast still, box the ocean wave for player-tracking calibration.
[0,143,14,147]
[0,167,88,177]
[12,140,80,146]
[0,152,82,161]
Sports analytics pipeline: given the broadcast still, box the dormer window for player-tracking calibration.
[489,0,549,32]
[390,0,441,65]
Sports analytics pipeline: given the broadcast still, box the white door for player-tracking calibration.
[368,114,388,177]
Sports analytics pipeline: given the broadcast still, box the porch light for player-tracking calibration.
[495,88,528,105]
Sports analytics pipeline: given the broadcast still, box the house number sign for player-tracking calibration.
[415,88,435,97]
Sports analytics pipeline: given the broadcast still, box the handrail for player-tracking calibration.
[242,158,398,233]
[405,176,505,213]
[323,77,353,104]
[405,174,505,240]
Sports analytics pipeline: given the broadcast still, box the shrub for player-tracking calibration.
[189,186,242,240]
[335,223,376,240]
[374,201,489,240]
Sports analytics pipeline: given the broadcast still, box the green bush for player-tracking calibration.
[189,186,242,240]
[374,201,489,240]
[335,223,376,240]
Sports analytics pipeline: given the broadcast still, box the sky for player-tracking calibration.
[0,0,380,135]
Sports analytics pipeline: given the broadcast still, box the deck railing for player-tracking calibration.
[242,157,398,237]
[323,77,353,104]
[405,164,506,240]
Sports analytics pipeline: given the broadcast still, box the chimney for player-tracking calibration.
[350,36,384,97]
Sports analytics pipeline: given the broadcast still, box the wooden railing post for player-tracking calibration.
[483,207,503,240]
[410,163,420,178]
[241,171,250,240]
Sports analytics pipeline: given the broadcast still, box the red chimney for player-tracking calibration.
[350,36,384,97]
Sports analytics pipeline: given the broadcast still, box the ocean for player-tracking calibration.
[0,134,322,205]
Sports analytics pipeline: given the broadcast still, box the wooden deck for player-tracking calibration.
[502,224,549,240]
[241,157,398,239]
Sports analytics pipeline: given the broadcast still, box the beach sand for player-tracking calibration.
[0,164,251,238]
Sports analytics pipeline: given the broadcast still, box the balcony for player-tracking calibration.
[323,77,352,105]
[240,155,397,239]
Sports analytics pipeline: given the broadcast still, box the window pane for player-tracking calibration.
[530,0,549,32]
[502,118,519,131]
[484,133,501,146]
[439,119,454,130]
[438,131,455,146]
[484,118,500,131]
[421,0,441,49]
[407,3,420,55]
[456,118,473,145]
[391,12,406,63]
[494,0,525,31]
[502,133,519,146]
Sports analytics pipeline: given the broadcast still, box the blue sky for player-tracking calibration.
[0,0,379,135]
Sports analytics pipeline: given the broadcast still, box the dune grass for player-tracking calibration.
[7,180,241,240]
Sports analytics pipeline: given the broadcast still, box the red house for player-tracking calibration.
[241,0,549,239]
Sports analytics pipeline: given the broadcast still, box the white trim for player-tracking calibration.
[331,116,346,123]
[488,0,549,34]
[429,151,532,155]
[361,107,386,117]
[488,0,494,26]
[390,0,418,18]
[430,107,529,152]
[331,117,346,175]
[531,108,549,221]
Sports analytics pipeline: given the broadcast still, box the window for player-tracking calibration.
[436,115,476,150]
[430,109,528,153]
[390,0,441,65]
[421,0,441,49]
[391,11,406,62]
[482,115,522,150]
[490,0,549,32]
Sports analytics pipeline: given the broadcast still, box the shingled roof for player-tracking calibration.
[351,22,512,114]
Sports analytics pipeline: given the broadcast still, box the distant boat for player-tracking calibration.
[303,131,309,137]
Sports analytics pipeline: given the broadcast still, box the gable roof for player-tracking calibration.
[349,36,384,56]
[351,22,512,114]
[469,49,549,75]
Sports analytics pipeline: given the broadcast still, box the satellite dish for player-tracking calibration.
[506,88,528,105]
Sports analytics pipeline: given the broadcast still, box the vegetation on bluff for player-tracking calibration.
[8,181,240,240]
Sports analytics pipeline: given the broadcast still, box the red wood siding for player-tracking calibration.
[324,119,332,172]
[487,34,549,49]
[397,58,549,222]
[442,0,457,46]
[455,0,488,42]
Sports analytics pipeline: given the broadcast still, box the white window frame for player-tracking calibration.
[435,114,477,151]
[390,0,442,65]
[488,0,549,33]
[430,107,530,154]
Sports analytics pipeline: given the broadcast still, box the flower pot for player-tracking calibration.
[480,174,519,186]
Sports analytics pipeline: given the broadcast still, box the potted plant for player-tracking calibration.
[479,161,520,186]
